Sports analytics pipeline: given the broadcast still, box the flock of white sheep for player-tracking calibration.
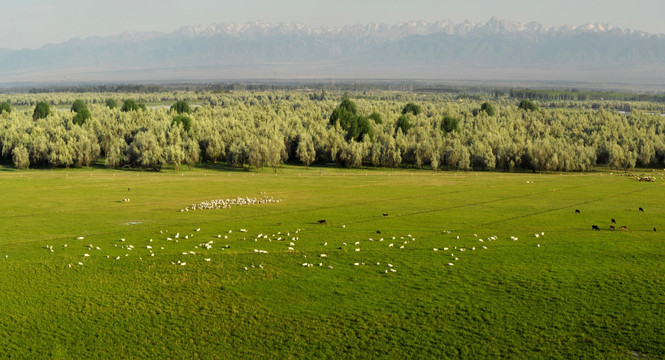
[33,221,545,273]
[181,196,282,212]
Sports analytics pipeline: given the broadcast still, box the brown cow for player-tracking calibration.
[620,225,628,231]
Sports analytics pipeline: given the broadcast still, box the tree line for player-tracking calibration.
[1,91,665,172]
[510,88,665,103]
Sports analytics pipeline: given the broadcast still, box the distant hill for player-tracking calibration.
[2,17,664,86]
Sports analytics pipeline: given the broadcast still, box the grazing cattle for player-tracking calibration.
[611,218,616,223]
[575,209,580,214]
[620,226,628,231]
[654,227,657,232]
[317,220,327,224]
[639,207,644,212]
[376,230,381,234]
[592,225,600,231]
[609,225,615,230]
[383,213,388,217]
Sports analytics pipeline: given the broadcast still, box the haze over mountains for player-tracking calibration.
[2,17,664,87]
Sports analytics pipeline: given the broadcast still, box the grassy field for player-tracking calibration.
[0,166,663,359]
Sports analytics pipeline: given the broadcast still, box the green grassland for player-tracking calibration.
[0,166,663,359]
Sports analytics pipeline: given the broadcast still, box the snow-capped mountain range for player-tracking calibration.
[1,17,664,85]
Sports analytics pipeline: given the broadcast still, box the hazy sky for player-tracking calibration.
[2,0,663,49]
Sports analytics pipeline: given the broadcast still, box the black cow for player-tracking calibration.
[376,230,381,234]
[654,227,657,232]
[575,209,580,214]
[592,225,600,231]
[383,213,389,217]
[639,207,645,212]
[609,225,615,230]
[611,218,616,223]
[317,219,327,224]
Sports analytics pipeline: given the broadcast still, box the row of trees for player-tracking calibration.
[510,88,665,103]
[1,91,665,172]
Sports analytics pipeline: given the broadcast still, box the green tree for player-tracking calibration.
[368,112,383,124]
[171,100,191,114]
[204,134,225,163]
[12,146,29,169]
[0,101,11,114]
[518,99,538,111]
[329,96,357,129]
[121,99,143,112]
[106,98,118,109]
[441,115,459,134]
[402,103,421,116]
[480,102,496,116]
[71,99,87,113]
[172,115,192,132]
[71,99,91,125]
[346,115,374,141]
[73,108,92,126]
[296,133,316,167]
[33,101,50,120]
[396,115,412,135]
[458,147,471,171]
[121,99,138,112]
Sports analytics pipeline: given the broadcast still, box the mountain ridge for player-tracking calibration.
[1,18,664,86]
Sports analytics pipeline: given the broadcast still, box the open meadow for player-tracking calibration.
[0,166,664,358]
